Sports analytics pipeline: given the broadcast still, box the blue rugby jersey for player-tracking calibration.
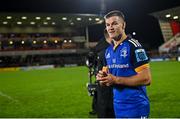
[104,37,150,117]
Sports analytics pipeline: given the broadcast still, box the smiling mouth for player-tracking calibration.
[109,32,115,35]
[109,31,115,34]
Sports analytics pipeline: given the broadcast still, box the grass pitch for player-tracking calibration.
[0,61,180,117]
[0,66,91,118]
[148,61,180,117]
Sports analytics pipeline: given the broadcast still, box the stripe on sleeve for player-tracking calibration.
[128,39,138,47]
[135,63,150,73]
[131,39,141,47]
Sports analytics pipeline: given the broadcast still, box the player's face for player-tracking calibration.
[105,16,125,40]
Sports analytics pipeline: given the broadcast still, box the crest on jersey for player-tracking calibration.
[120,47,128,58]
[135,49,148,62]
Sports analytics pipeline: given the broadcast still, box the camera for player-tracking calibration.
[85,51,97,96]
[86,83,97,96]
[86,51,96,68]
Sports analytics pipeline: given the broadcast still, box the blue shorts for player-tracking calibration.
[114,100,150,118]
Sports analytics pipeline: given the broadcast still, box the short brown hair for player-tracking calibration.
[104,10,125,21]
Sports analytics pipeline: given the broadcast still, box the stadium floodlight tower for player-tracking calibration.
[85,0,106,48]
[100,0,106,16]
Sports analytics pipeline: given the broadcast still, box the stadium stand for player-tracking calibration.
[150,6,180,60]
[0,13,103,69]
[159,33,180,53]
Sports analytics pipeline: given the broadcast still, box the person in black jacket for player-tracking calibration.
[90,29,115,118]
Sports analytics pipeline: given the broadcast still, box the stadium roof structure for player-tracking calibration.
[0,13,104,28]
[150,6,180,22]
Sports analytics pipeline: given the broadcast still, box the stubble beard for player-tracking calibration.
[113,34,122,41]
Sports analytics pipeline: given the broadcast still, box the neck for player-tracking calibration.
[113,33,127,45]
[106,38,112,44]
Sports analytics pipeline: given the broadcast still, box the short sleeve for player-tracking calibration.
[102,50,107,66]
[129,39,149,72]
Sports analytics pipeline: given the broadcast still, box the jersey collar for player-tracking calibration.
[113,36,129,50]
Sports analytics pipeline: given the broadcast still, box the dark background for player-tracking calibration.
[0,0,180,50]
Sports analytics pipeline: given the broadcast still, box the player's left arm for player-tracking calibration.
[113,47,152,86]
[98,42,152,87]
[98,64,151,86]
[110,64,151,86]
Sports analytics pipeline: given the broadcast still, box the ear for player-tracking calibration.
[123,22,126,29]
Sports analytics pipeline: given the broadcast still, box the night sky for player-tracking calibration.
[0,0,180,50]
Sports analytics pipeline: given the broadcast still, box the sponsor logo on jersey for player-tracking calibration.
[135,49,148,62]
[108,64,129,69]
